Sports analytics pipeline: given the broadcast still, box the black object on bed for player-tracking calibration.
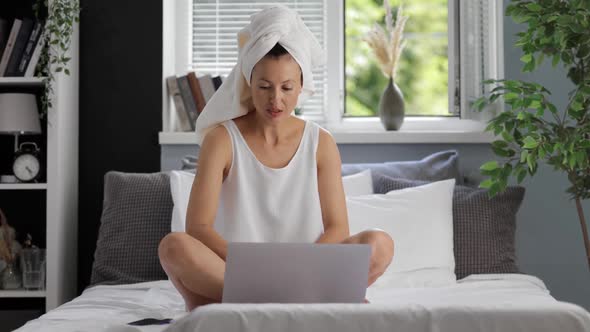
[127,318,173,326]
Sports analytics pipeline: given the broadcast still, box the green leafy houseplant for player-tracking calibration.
[33,0,80,117]
[475,0,590,270]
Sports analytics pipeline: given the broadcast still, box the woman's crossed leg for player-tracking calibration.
[158,229,394,312]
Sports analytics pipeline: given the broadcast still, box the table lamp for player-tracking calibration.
[0,93,42,152]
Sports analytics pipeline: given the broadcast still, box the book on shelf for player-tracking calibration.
[5,18,35,77]
[187,71,206,114]
[16,21,43,76]
[212,75,223,90]
[198,74,216,104]
[0,18,22,76]
[0,18,10,58]
[24,26,45,77]
[177,75,199,131]
[166,76,192,132]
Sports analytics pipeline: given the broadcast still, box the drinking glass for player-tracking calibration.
[20,249,46,290]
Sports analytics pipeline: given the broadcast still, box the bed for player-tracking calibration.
[13,150,590,332]
[14,274,590,331]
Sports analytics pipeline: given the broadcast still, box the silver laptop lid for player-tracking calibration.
[222,242,370,304]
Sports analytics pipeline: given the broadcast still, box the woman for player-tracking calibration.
[159,5,394,312]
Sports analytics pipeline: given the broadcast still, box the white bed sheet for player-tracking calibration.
[14,274,590,332]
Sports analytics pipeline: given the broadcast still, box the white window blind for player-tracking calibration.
[457,0,503,121]
[191,0,328,120]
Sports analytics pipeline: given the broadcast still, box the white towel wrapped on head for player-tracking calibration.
[195,4,326,144]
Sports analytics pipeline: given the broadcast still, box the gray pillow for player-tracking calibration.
[180,150,463,192]
[342,150,462,193]
[181,155,198,170]
[90,171,172,286]
[378,175,524,279]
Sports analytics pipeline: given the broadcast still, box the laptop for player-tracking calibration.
[222,242,371,304]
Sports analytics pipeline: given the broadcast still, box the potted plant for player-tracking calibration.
[33,0,80,117]
[475,0,590,270]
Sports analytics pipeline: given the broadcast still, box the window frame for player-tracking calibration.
[327,0,505,132]
[161,0,504,141]
[162,0,192,132]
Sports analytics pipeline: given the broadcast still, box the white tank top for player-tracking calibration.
[213,118,324,243]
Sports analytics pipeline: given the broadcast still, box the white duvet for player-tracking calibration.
[14,274,590,332]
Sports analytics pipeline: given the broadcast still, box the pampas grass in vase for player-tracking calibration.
[0,208,22,289]
[363,1,409,130]
[0,208,15,265]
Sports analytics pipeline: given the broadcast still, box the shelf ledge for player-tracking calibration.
[0,290,46,298]
[0,77,46,87]
[0,183,48,190]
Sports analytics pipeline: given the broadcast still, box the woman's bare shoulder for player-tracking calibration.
[203,123,231,142]
[317,125,336,149]
[199,124,232,170]
[316,125,339,166]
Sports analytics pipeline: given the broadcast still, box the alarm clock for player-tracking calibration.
[12,142,42,183]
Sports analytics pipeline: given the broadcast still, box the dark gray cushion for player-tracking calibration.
[90,171,173,286]
[378,175,524,279]
[342,150,462,192]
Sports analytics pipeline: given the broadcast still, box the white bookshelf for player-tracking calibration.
[0,11,79,312]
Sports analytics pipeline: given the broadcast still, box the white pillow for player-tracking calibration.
[342,169,373,196]
[346,179,456,288]
[170,170,194,232]
[169,169,374,232]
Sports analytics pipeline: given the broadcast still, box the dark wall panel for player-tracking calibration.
[78,0,162,293]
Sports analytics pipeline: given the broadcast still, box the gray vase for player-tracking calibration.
[378,78,405,131]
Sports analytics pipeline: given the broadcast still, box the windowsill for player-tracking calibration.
[325,117,495,144]
[158,117,495,145]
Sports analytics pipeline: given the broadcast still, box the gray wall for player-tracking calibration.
[161,3,590,310]
[500,0,590,309]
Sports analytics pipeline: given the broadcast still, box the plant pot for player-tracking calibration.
[378,78,405,130]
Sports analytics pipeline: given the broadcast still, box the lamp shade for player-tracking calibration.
[0,93,41,134]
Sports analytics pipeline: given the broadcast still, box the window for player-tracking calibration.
[163,0,503,131]
[345,0,449,117]
[190,0,328,122]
